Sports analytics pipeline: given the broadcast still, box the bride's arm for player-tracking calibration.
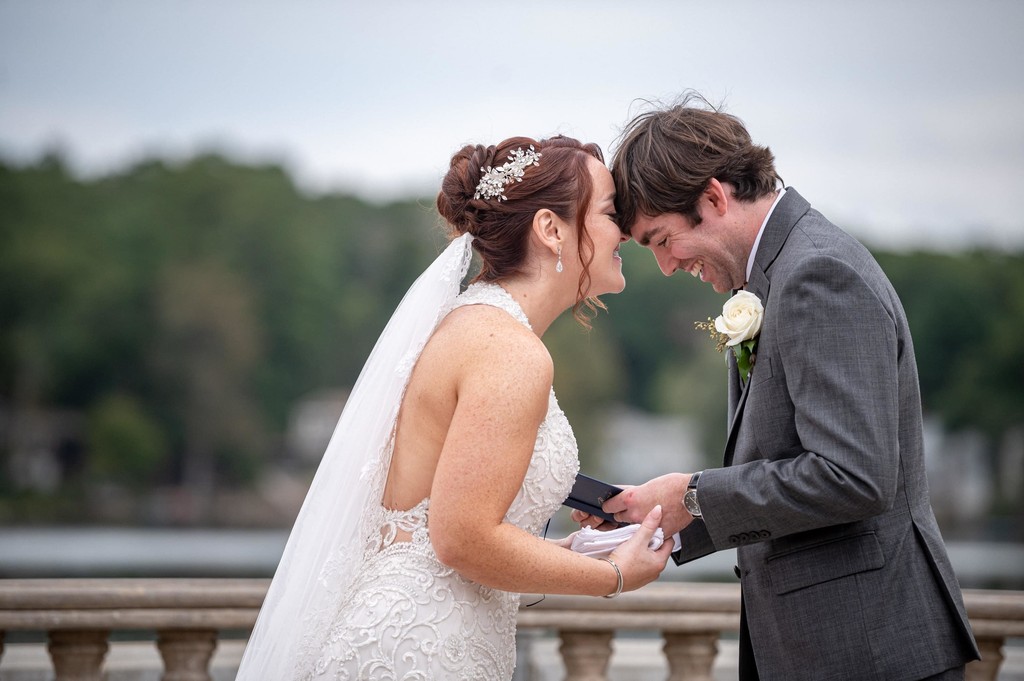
[428,313,669,596]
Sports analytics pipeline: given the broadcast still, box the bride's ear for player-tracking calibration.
[531,208,563,258]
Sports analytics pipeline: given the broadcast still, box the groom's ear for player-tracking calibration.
[704,178,730,217]
[531,208,563,257]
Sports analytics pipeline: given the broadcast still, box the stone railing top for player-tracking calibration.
[0,578,1022,637]
[0,578,270,631]
[0,578,271,610]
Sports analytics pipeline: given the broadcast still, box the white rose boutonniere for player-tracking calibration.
[695,290,764,383]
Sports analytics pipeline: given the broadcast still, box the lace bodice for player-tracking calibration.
[307,281,580,680]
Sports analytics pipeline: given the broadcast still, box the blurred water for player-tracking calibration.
[0,527,283,577]
[1,527,1021,589]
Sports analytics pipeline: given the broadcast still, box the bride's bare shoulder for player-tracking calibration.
[428,304,553,382]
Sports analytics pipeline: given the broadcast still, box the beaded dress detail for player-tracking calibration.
[308,282,580,680]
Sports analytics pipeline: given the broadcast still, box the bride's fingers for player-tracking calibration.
[653,531,674,559]
[571,510,617,531]
[638,504,663,538]
[610,505,670,590]
[571,510,606,528]
[621,505,663,550]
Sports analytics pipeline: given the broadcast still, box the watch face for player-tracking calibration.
[684,490,700,516]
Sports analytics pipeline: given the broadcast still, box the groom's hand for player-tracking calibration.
[601,473,693,535]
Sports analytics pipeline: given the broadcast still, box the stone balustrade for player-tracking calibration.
[0,579,1021,680]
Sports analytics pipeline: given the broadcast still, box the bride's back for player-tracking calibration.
[382,301,543,513]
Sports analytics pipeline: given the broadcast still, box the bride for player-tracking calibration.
[236,135,672,680]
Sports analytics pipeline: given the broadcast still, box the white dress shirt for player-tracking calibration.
[745,187,787,285]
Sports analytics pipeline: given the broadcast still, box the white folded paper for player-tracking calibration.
[570,524,682,558]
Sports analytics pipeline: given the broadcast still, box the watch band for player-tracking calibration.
[684,471,703,518]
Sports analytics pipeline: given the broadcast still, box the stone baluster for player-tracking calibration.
[157,629,218,681]
[47,629,110,681]
[967,637,1005,681]
[663,631,718,681]
[559,629,614,681]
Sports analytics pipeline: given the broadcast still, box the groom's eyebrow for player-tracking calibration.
[636,227,658,247]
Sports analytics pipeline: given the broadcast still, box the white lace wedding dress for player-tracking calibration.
[307,282,580,680]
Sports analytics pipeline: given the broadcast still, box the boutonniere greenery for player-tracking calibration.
[695,290,764,383]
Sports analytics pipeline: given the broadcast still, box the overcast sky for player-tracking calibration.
[2,0,1022,250]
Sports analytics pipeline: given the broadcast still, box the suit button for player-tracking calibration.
[728,535,739,544]
[759,530,772,539]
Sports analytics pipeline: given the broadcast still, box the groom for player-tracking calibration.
[596,94,980,679]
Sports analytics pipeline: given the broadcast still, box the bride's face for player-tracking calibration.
[578,157,627,297]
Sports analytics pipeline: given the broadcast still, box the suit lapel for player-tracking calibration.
[721,189,810,468]
[723,353,750,467]
[726,349,742,428]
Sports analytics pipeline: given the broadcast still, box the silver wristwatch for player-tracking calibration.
[683,471,703,518]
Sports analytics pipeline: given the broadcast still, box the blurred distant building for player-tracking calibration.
[924,417,993,525]
[1,406,84,493]
[997,427,1024,507]
[596,406,704,485]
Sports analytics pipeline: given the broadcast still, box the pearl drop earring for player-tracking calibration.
[555,246,563,273]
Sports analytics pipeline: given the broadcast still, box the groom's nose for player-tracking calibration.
[655,251,677,276]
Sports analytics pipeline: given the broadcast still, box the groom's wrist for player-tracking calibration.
[683,471,703,518]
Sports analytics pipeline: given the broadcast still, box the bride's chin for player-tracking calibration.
[589,277,626,298]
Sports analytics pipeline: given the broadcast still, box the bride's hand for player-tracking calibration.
[569,509,617,531]
[549,532,578,550]
[608,505,673,592]
[569,483,633,531]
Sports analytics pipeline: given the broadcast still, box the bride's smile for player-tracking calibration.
[581,156,628,298]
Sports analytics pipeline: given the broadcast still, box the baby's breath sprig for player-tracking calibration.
[694,317,728,353]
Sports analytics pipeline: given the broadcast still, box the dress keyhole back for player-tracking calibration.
[308,281,580,680]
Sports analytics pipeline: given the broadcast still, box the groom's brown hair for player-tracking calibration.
[611,91,781,233]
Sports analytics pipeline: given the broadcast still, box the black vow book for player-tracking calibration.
[562,473,628,526]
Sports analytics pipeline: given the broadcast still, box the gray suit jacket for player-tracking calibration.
[674,190,979,679]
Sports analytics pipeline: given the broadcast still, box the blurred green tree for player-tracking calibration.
[0,153,1020,529]
[87,394,169,486]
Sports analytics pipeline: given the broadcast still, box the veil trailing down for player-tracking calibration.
[235,233,474,681]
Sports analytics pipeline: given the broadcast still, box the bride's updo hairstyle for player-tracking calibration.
[437,135,606,324]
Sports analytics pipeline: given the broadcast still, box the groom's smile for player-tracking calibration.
[629,209,749,294]
[630,213,719,288]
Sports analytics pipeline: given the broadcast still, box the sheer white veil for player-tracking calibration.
[236,233,474,680]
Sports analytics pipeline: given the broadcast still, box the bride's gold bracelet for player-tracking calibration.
[599,557,623,598]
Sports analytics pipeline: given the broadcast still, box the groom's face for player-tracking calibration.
[628,212,745,293]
